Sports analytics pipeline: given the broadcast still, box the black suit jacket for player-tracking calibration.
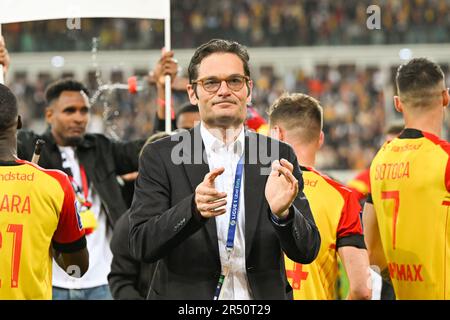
[108,210,155,299]
[129,125,320,300]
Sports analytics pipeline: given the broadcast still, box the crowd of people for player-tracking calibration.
[3,0,450,52]
[9,63,392,172]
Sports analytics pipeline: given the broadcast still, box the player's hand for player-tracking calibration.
[194,167,227,218]
[151,50,178,87]
[265,159,299,218]
[0,35,10,75]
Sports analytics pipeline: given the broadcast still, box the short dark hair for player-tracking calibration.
[0,84,18,131]
[396,58,445,96]
[177,103,199,117]
[188,39,250,83]
[45,78,89,105]
[268,93,323,143]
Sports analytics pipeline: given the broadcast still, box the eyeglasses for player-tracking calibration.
[192,75,250,93]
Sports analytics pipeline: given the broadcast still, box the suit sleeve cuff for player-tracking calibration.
[270,206,295,226]
[191,194,208,223]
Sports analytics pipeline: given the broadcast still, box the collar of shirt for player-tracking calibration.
[200,122,245,158]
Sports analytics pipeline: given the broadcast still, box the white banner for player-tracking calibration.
[0,0,170,23]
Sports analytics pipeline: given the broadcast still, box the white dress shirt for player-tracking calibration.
[200,123,253,300]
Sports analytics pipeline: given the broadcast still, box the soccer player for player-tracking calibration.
[348,123,404,300]
[269,93,371,300]
[363,58,450,299]
[0,84,88,299]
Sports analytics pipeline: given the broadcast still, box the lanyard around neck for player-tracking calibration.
[213,155,244,300]
[225,155,244,252]
[68,165,91,208]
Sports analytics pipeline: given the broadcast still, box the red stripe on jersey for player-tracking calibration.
[442,201,450,206]
[19,160,85,244]
[305,166,363,239]
[422,131,450,193]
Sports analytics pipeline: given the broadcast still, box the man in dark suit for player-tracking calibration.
[129,39,321,300]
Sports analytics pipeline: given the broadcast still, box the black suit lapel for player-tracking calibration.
[182,125,219,260]
[244,132,268,259]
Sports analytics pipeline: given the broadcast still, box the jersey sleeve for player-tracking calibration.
[52,174,86,253]
[336,189,366,249]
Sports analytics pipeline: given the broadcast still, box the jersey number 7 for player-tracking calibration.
[381,191,400,250]
[0,224,23,288]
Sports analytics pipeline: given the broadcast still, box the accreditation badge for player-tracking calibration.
[79,208,98,235]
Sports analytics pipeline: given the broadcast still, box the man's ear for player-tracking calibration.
[187,84,199,104]
[442,88,449,108]
[246,80,253,102]
[394,96,403,113]
[269,125,278,140]
[17,115,22,130]
[270,125,285,141]
[318,131,324,149]
[45,106,53,124]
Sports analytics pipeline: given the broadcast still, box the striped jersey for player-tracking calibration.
[285,167,365,299]
[368,128,450,299]
[0,159,85,300]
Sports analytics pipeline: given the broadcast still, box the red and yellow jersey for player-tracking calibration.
[369,128,450,300]
[0,159,85,300]
[347,169,370,202]
[285,167,364,299]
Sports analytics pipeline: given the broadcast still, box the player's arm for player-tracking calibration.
[53,247,89,277]
[335,189,371,299]
[338,246,371,300]
[52,174,90,277]
[362,201,387,271]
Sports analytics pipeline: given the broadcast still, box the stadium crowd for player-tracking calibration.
[3,0,450,52]
[8,63,389,171]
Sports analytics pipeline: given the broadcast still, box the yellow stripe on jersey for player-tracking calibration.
[0,160,83,300]
[285,168,362,300]
[370,129,450,299]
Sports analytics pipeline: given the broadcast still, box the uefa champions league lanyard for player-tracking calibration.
[213,155,244,300]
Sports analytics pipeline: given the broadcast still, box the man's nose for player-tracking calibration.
[216,80,231,96]
[73,111,86,123]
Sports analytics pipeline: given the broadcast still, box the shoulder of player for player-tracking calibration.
[308,166,354,196]
[421,131,450,155]
[19,160,71,188]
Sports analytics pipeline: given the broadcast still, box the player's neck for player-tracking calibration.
[404,108,444,137]
[292,143,316,168]
[0,136,18,162]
